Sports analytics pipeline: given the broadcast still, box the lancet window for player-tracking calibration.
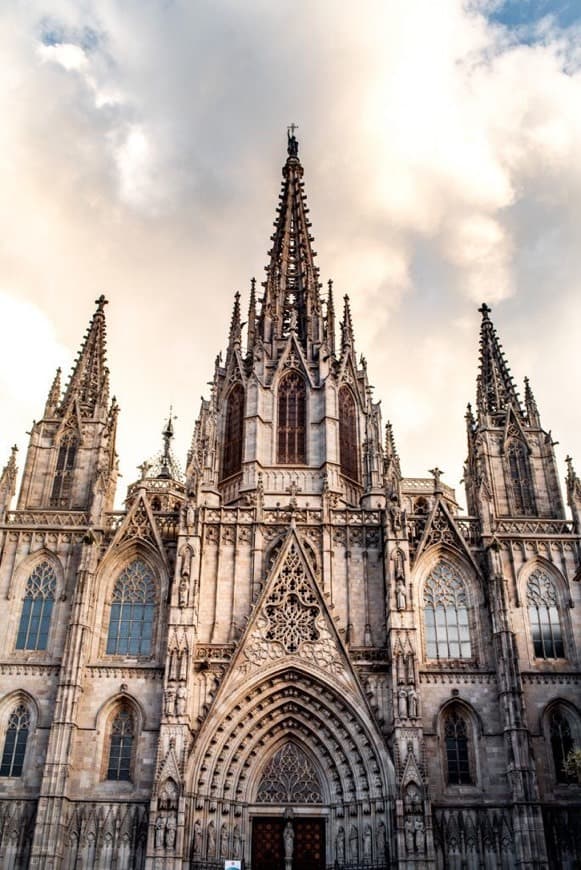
[443,706,473,785]
[506,438,535,515]
[0,705,31,777]
[277,372,306,464]
[339,386,359,482]
[549,708,576,784]
[16,561,57,651]
[50,432,78,507]
[423,562,472,660]
[527,570,564,659]
[106,560,156,656]
[222,384,244,479]
[106,708,135,781]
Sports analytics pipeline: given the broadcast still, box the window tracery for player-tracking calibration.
[106,560,156,656]
[106,708,134,781]
[16,561,57,651]
[339,386,359,482]
[277,372,306,464]
[423,563,472,660]
[549,708,576,784]
[50,432,78,507]
[222,384,244,479]
[0,705,30,777]
[443,707,473,785]
[264,544,319,654]
[527,569,564,659]
[256,743,323,803]
[506,438,535,515]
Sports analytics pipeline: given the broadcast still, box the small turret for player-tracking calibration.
[44,368,62,418]
[524,377,540,427]
[340,294,355,355]
[0,445,18,519]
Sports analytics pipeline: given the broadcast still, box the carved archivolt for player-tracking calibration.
[256,742,323,804]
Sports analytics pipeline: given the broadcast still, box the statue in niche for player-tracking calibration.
[396,577,407,610]
[176,685,187,716]
[408,687,418,718]
[376,821,386,858]
[349,825,358,861]
[154,815,165,850]
[336,827,345,863]
[165,813,177,849]
[414,817,425,854]
[363,825,372,860]
[207,822,216,856]
[404,816,415,853]
[389,495,403,533]
[220,823,229,857]
[178,576,189,608]
[398,687,408,718]
[233,825,241,858]
[193,819,202,855]
[158,777,178,811]
[164,687,176,718]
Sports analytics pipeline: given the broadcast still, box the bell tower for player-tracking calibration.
[17,295,118,523]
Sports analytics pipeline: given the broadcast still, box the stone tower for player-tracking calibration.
[0,134,578,870]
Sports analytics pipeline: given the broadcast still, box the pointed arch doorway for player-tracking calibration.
[251,743,325,870]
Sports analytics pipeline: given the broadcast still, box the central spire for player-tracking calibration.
[258,129,323,350]
[476,302,523,421]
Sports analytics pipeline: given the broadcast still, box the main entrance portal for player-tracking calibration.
[251,817,325,870]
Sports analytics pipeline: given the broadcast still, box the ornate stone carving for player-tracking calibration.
[256,743,323,804]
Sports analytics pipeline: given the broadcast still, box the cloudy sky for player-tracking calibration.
[1,0,580,509]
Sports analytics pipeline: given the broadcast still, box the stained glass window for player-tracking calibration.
[50,433,78,507]
[549,709,575,783]
[527,570,564,659]
[16,561,57,651]
[106,709,134,781]
[339,386,359,482]
[277,372,306,464]
[424,563,472,660]
[106,560,156,656]
[222,384,244,479]
[444,707,472,785]
[0,705,30,777]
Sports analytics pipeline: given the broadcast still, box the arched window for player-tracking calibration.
[106,707,134,781]
[443,706,473,785]
[423,562,472,660]
[339,386,359,482]
[506,439,535,515]
[50,432,78,507]
[277,372,306,464]
[549,708,576,783]
[527,569,564,659]
[0,705,30,777]
[222,384,244,479]
[16,561,57,651]
[106,560,156,656]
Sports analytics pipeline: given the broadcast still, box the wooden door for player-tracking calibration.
[251,817,325,870]
[252,817,284,870]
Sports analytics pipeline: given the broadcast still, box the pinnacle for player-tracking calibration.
[59,296,110,419]
[476,303,522,419]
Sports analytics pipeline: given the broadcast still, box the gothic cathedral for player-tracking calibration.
[0,133,579,870]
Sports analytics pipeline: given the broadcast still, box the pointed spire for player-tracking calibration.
[247,277,257,351]
[228,292,242,349]
[259,128,322,349]
[326,279,336,355]
[44,367,62,417]
[524,377,540,426]
[340,294,355,353]
[0,445,18,517]
[384,421,402,479]
[476,303,522,420]
[60,295,110,418]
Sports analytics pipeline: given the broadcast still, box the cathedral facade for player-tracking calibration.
[0,133,579,870]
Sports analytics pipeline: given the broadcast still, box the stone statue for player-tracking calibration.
[408,687,418,718]
[207,822,216,856]
[283,819,294,859]
[396,577,407,610]
[165,812,176,849]
[398,687,408,718]
[193,819,202,855]
[336,827,345,862]
[220,823,229,857]
[414,817,425,853]
[404,816,415,853]
[376,821,386,858]
[176,685,187,716]
[178,576,188,608]
[164,687,176,718]
[233,824,241,858]
[154,815,165,850]
[349,825,358,861]
[363,824,372,860]
[390,496,402,532]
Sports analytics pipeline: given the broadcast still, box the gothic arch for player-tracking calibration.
[95,693,144,785]
[10,550,64,654]
[0,691,39,783]
[338,385,360,483]
[221,383,245,480]
[517,559,574,663]
[91,542,168,663]
[251,738,327,804]
[414,547,482,665]
[540,699,581,785]
[436,699,482,789]
[276,370,307,465]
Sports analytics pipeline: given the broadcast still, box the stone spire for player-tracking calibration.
[44,367,62,417]
[59,295,110,418]
[246,277,257,352]
[228,291,242,351]
[340,294,355,353]
[0,444,18,518]
[258,128,323,350]
[524,376,540,427]
[326,279,336,356]
[476,303,522,421]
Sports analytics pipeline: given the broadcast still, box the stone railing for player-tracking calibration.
[4,510,90,528]
[493,518,574,536]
